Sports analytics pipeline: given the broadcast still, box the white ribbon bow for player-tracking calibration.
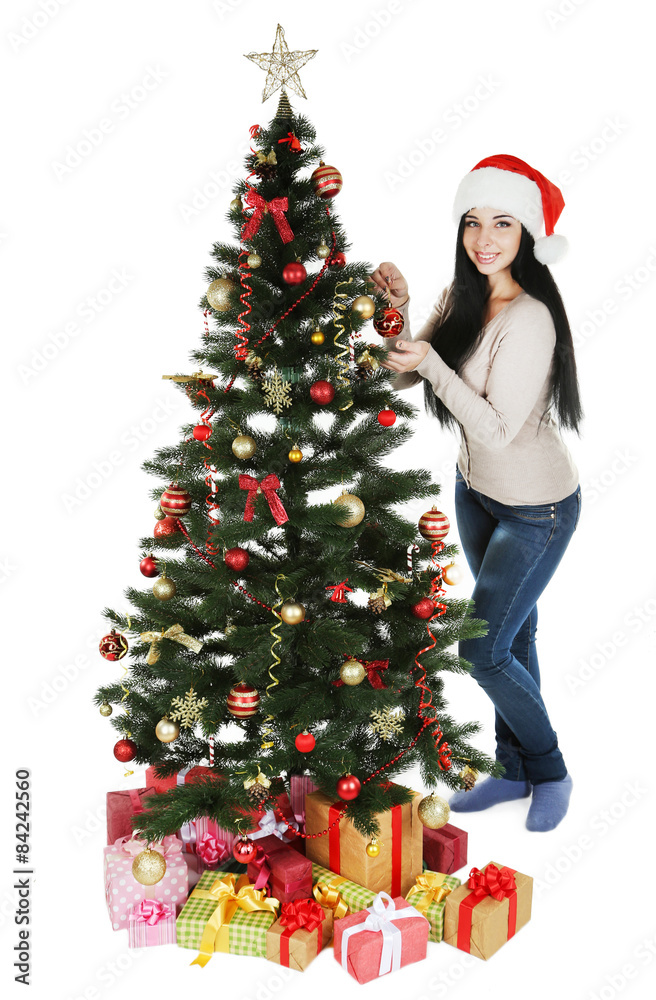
[340,891,428,976]
[248,808,299,842]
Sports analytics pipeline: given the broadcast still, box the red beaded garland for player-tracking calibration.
[310,380,335,405]
[373,307,405,338]
[139,555,159,578]
[99,630,129,661]
[113,738,138,762]
[225,547,250,572]
[154,516,181,539]
[411,598,436,620]
[377,408,397,427]
[282,261,307,285]
[294,731,316,753]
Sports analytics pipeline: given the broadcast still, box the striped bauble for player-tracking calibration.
[311,161,343,200]
[160,483,192,517]
[227,682,260,718]
[418,506,450,542]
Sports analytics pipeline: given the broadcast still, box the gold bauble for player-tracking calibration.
[231,434,257,460]
[247,253,262,268]
[99,702,112,717]
[153,574,176,601]
[206,277,235,312]
[340,657,366,686]
[351,295,376,320]
[365,839,381,858]
[442,563,464,586]
[155,717,180,743]
[333,492,365,527]
[230,197,243,212]
[154,505,166,520]
[132,848,167,886]
[288,447,303,463]
[311,328,325,345]
[316,242,330,259]
[280,601,306,625]
[417,793,451,829]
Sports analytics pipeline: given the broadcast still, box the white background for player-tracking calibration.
[2,1,654,998]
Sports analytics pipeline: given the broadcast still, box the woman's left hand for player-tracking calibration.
[380,339,431,373]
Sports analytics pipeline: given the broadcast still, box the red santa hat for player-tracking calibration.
[452,154,568,265]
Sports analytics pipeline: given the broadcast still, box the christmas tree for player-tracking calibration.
[95,25,497,850]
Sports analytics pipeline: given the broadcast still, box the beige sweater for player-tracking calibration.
[388,288,579,505]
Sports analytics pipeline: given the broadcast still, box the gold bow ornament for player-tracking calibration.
[313,876,350,920]
[406,871,453,915]
[140,624,204,666]
[162,371,217,383]
[190,873,279,967]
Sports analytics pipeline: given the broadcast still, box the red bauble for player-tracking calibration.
[329,252,346,268]
[373,307,405,338]
[377,409,397,427]
[139,555,159,578]
[295,731,316,753]
[232,837,257,863]
[310,380,335,405]
[160,483,192,517]
[311,161,343,199]
[282,261,307,285]
[113,738,138,762]
[411,597,435,620]
[99,630,128,661]
[225,547,250,572]
[336,774,361,801]
[153,516,180,539]
[227,682,260,718]
[193,424,212,442]
[418,507,450,542]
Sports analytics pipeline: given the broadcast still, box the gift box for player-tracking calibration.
[176,870,279,966]
[106,786,157,845]
[443,862,533,960]
[333,891,429,984]
[128,899,177,948]
[247,833,312,903]
[245,794,298,841]
[304,786,422,897]
[423,822,468,875]
[103,835,189,931]
[311,862,376,916]
[406,870,461,942]
[195,815,236,860]
[145,764,215,794]
[290,774,320,828]
[266,898,333,971]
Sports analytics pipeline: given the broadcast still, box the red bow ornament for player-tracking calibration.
[333,657,389,689]
[278,132,302,152]
[279,898,325,933]
[467,864,517,901]
[239,473,289,526]
[241,190,294,244]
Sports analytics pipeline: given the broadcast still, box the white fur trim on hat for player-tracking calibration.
[452,166,544,238]
[533,234,569,265]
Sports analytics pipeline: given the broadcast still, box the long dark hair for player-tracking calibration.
[424,216,583,433]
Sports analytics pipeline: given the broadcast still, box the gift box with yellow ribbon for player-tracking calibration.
[266,898,334,971]
[406,870,461,943]
[311,862,377,917]
[176,871,279,967]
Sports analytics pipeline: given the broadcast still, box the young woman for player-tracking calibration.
[371,155,582,832]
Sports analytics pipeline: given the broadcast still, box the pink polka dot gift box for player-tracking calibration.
[103,834,189,932]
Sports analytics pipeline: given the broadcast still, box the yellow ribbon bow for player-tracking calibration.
[356,348,380,371]
[255,149,277,166]
[313,877,350,919]
[190,873,279,967]
[161,371,217,383]
[139,624,204,666]
[406,871,453,915]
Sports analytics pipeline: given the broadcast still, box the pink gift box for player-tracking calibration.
[247,833,313,903]
[103,835,189,931]
[334,892,429,984]
[128,899,177,948]
[144,764,214,794]
[106,786,157,845]
[195,816,235,862]
[290,775,319,827]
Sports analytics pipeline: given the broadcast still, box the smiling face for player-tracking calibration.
[462,206,523,278]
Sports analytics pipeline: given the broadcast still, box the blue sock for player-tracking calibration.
[449,777,530,813]
[526,774,573,831]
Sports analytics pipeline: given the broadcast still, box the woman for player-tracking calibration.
[372,155,582,832]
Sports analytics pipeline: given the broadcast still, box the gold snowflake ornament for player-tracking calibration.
[169,687,209,729]
[370,707,405,741]
[244,23,317,102]
[262,366,292,415]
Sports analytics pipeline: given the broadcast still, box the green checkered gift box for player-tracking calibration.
[406,870,461,942]
[177,870,280,967]
[311,862,378,917]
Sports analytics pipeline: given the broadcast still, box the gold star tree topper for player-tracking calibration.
[245,23,317,102]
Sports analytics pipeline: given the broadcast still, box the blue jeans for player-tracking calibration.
[454,470,581,785]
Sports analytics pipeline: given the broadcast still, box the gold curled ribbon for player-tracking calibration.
[190,873,280,967]
[139,624,204,666]
[313,876,350,919]
[333,278,355,410]
[162,371,217,382]
[406,871,453,915]
[261,574,286,750]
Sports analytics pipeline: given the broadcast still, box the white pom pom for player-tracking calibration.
[534,234,569,265]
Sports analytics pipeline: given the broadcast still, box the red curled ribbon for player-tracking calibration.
[279,898,325,933]
[456,864,518,953]
[241,190,294,244]
[239,473,289,525]
[325,580,353,603]
[332,657,389,690]
[249,847,272,891]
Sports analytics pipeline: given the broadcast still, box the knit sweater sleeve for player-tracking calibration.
[381,287,450,391]
[415,296,556,450]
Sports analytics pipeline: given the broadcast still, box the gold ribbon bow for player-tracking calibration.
[355,560,411,584]
[255,149,277,166]
[406,871,453,915]
[356,348,380,371]
[140,624,204,666]
[190,873,279,967]
[313,877,349,919]
[162,371,217,383]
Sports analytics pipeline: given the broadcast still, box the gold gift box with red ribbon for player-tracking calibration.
[443,862,533,960]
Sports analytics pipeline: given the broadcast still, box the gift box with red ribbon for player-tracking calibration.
[106,786,157,845]
[304,786,423,897]
[103,835,189,931]
[266,897,333,970]
[128,899,177,948]
[289,774,319,831]
[333,891,429,984]
[422,822,468,875]
[443,862,533,960]
[247,832,312,903]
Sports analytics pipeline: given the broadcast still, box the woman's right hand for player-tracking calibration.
[368,261,409,308]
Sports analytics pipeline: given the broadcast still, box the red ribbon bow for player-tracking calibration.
[239,473,289,525]
[279,898,325,933]
[333,657,389,689]
[467,864,517,901]
[325,580,353,603]
[250,847,272,891]
[278,132,302,152]
[241,190,294,244]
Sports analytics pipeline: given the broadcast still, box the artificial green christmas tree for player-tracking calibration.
[95,25,497,853]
